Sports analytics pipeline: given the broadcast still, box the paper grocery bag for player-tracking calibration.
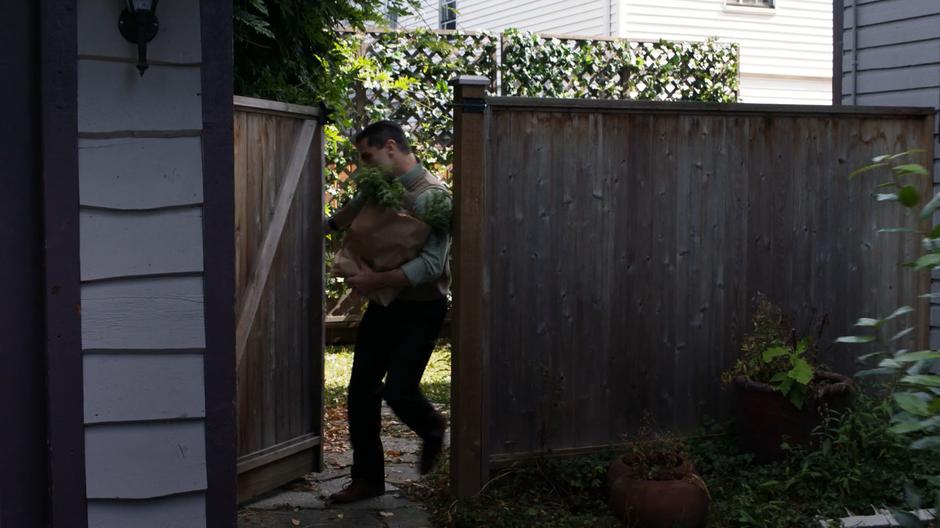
[331,204,431,306]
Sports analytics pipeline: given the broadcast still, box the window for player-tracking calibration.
[726,0,774,7]
[386,0,399,29]
[440,0,456,30]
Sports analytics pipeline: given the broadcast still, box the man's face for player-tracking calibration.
[356,139,396,174]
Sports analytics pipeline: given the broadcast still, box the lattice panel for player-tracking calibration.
[341,30,498,169]
[499,31,739,103]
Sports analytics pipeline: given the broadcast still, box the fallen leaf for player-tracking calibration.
[379,511,395,517]
[291,519,300,526]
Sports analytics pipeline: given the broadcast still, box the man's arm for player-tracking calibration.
[399,189,451,286]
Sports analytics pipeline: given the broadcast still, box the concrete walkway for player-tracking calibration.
[238,404,446,528]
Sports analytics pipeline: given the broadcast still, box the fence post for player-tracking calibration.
[450,75,489,500]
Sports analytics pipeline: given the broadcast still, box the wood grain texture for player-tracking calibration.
[83,353,206,424]
[451,78,490,499]
[84,421,207,499]
[78,60,202,132]
[80,207,204,281]
[87,493,206,528]
[233,105,324,502]
[476,104,933,465]
[81,276,205,349]
[234,118,316,369]
[79,137,203,209]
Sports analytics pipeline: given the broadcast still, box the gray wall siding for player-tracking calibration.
[78,61,202,133]
[84,421,207,498]
[78,0,202,63]
[81,277,206,350]
[80,208,204,281]
[83,354,205,424]
[78,0,210,521]
[79,137,203,209]
[841,0,940,345]
[88,494,206,528]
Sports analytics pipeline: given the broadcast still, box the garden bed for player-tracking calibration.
[400,395,940,528]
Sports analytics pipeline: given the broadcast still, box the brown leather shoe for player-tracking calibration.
[328,478,385,504]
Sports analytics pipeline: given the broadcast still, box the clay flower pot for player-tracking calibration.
[607,453,710,528]
[733,370,853,462]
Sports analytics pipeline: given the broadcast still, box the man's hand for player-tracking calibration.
[346,258,414,295]
[346,260,383,295]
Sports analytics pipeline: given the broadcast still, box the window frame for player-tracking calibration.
[439,0,456,30]
[725,0,775,8]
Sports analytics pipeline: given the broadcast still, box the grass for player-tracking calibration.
[324,341,452,409]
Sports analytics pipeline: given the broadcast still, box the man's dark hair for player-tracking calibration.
[354,120,412,153]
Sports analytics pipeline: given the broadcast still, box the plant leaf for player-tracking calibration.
[788,357,814,385]
[854,317,882,327]
[901,374,940,387]
[762,346,789,363]
[895,163,929,176]
[855,367,897,377]
[890,420,926,434]
[878,227,922,234]
[909,253,940,270]
[922,193,940,219]
[911,435,940,449]
[895,351,940,363]
[849,161,888,179]
[892,327,916,342]
[877,193,899,202]
[886,306,915,320]
[788,387,806,409]
[879,358,902,368]
[836,335,876,344]
[895,392,930,416]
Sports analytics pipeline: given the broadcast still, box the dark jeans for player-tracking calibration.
[348,298,448,481]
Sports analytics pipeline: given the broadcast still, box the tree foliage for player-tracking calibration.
[233,0,416,107]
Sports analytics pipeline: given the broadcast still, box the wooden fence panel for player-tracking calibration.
[233,97,324,503]
[470,99,934,467]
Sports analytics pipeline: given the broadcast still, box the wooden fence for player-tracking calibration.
[449,77,936,497]
[233,97,324,503]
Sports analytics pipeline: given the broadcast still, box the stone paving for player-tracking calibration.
[238,404,446,528]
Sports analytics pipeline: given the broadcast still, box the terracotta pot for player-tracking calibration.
[733,370,853,462]
[607,456,710,528]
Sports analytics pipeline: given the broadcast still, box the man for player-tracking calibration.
[324,121,451,503]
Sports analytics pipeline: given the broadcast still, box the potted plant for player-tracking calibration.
[607,432,710,528]
[722,294,854,461]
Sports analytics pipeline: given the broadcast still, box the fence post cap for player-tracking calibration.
[451,75,490,87]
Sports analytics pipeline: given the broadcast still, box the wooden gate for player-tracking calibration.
[233,96,324,503]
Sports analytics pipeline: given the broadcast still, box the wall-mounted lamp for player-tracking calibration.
[118,0,160,76]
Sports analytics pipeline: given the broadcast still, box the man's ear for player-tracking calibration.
[385,138,398,154]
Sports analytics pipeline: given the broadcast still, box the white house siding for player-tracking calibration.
[620,0,832,104]
[841,0,940,346]
[77,0,209,525]
[398,0,611,36]
[399,0,831,104]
